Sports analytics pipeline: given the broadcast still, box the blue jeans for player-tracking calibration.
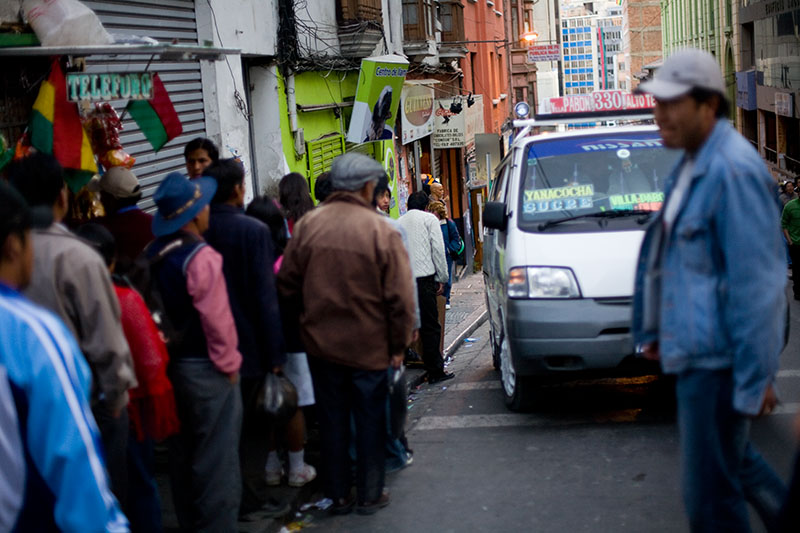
[676,368,786,532]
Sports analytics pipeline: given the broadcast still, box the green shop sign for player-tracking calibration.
[346,54,409,144]
[66,72,154,102]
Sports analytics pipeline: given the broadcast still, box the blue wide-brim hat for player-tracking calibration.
[152,172,217,237]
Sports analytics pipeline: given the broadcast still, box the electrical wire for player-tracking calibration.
[206,0,250,120]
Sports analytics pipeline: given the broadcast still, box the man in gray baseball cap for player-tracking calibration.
[633,48,788,531]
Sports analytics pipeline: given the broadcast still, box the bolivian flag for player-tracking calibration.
[126,73,182,152]
[30,60,98,192]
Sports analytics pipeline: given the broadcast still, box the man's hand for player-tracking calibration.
[641,342,660,361]
[436,283,444,296]
[228,372,240,385]
[390,353,404,369]
[757,384,778,417]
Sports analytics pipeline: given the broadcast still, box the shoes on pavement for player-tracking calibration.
[427,371,455,384]
[330,495,356,515]
[288,463,317,487]
[239,498,290,521]
[445,303,451,310]
[265,466,283,486]
[357,489,390,515]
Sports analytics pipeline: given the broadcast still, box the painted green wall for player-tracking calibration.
[276,69,401,217]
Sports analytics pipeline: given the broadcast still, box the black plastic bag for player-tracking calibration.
[257,372,298,424]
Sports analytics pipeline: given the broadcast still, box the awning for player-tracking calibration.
[0,43,239,61]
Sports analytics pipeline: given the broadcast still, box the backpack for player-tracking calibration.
[446,219,465,261]
[122,234,202,350]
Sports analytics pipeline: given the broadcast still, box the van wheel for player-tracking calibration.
[499,335,535,411]
[490,322,501,371]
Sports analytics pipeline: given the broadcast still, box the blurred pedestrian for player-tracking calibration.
[88,166,154,273]
[184,137,219,179]
[279,172,314,234]
[782,197,800,297]
[203,159,299,518]
[77,223,180,533]
[7,153,137,508]
[314,171,332,204]
[147,172,243,531]
[245,194,317,491]
[634,49,787,532]
[278,153,415,515]
[0,181,129,532]
[780,182,797,207]
[398,192,453,384]
[376,185,391,215]
[427,201,461,310]
[246,195,290,273]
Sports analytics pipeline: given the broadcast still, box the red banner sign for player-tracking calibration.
[537,91,656,115]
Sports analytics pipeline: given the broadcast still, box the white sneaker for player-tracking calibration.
[265,467,283,486]
[288,463,317,488]
[445,303,451,310]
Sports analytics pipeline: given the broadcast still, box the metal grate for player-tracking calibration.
[82,0,206,209]
[307,133,345,180]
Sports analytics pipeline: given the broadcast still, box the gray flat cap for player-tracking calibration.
[330,152,387,192]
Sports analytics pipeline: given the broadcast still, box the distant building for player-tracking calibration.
[620,0,662,91]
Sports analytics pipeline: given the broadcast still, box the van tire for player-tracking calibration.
[490,322,501,371]
[499,335,536,411]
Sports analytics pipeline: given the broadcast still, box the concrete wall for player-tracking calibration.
[199,0,278,56]
[195,0,279,202]
[295,0,340,56]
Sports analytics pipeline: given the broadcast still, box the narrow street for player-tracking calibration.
[313,284,800,533]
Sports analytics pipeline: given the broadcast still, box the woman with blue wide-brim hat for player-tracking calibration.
[152,171,217,237]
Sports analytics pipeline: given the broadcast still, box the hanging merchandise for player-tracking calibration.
[29,60,98,192]
[125,73,183,152]
[82,103,135,170]
[0,134,12,172]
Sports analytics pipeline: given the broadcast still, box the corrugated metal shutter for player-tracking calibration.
[83,0,206,209]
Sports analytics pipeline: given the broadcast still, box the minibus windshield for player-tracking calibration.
[518,131,681,230]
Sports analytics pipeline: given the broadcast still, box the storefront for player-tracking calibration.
[0,0,236,211]
[398,80,438,215]
[431,94,485,270]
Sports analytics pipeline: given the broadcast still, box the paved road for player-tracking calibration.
[316,291,800,533]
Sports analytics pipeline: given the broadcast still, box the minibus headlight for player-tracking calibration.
[508,267,581,299]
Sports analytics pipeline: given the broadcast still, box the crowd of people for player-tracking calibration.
[0,134,463,531]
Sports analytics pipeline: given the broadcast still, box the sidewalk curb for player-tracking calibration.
[407,309,488,391]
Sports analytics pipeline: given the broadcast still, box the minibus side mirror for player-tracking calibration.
[483,202,508,231]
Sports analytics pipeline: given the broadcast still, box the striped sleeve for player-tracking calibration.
[0,296,129,533]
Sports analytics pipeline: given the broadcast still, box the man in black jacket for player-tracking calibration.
[203,159,289,519]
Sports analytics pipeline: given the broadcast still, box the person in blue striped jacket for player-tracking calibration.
[0,180,129,533]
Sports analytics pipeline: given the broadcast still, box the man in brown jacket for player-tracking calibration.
[278,153,415,516]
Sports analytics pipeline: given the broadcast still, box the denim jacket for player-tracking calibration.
[633,120,785,415]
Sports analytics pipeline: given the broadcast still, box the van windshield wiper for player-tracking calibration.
[537,209,656,231]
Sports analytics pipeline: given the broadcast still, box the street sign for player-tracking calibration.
[537,90,656,116]
[526,44,560,63]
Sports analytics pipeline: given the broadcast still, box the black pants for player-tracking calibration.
[310,356,386,503]
[239,376,270,515]
[417,275,445,378]
[790,244,800,298]
[93,401,129,510]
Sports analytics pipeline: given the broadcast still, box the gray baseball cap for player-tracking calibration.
[637,48,726,101]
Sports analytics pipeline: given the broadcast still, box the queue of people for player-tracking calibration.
[0,136,460,531]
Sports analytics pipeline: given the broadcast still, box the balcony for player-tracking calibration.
[337,0,383,58]
[438,1,467,58]
[403,0,436,58]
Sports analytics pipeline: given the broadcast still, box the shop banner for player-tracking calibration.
[527,44,560,63]
[432,94,484,149]
[400,82,436,145]
[346,54,409,144]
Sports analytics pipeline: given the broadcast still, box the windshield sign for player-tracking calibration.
[519,131,680,228]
